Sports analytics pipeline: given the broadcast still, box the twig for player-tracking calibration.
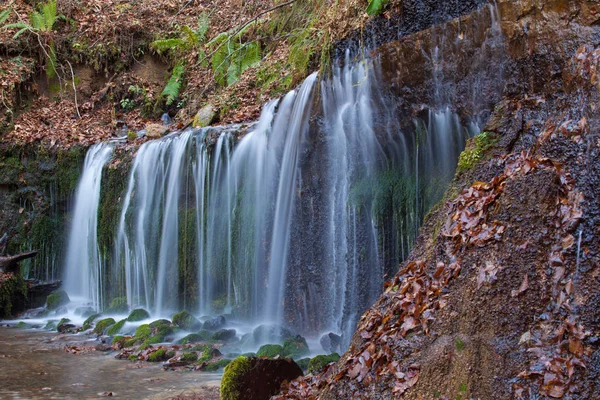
[66,60,81,118]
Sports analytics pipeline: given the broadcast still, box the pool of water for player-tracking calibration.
[0,327,221,399]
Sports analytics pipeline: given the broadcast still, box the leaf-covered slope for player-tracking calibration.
[275,1,600,399]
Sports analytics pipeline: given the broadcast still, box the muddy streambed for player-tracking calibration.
[0,327,221,399]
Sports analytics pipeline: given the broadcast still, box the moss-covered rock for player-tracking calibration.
[15,321,32,329]
[127,308,150,322]
[257,344,284,358]
[178,332,208,344]
[106,319,126,336]
[296,357,310,371]
[149,319,171,327]
[282,335,309,359]
[93,318,116,334]
[0,274,27,318]
[44,320,58,330]
[46,290,70,310]
[221,356,252,400]
[308,353,340,375]
[456,131,498,173]
[134,324,152,341]
[212,328,237,342]
[172,311,202,331]
[148,348,170,362]
[105,297,129,314]
[181,352,199,363]
[201,358,231,371]
[82,313,101,330]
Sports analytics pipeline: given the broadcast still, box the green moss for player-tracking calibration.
[127,308,150,322]
[178,333,206,344]
[107,319,126,336]
[0,274,27,318]
[148,348,169,362]
[196,345,213,362]
[221,356,251,400]
[201,358,231,371]
[149,319,171,328]
[82,313,101,330]
[171,311,201,331]
[105,296,129,314]
[134,324,152,341]
[282,336,309,359]
[181,352,198,362]
[308,353,340,375]
[296,357,310,371]
[457,132,498,173]
[256,344,284,358]
[455,337,465,352]
[123,338,137,348]
[46,290,70,310]
[44,320,58,330]
[128,354,138,361]
[15,321,32,329]
[112,335,127,349]
[93,318,116,334]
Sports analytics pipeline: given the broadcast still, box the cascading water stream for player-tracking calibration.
[63,143,114,309]
[61,3,504,350]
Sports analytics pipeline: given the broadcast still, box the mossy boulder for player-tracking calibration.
[172,311,201,331]
[57,318,76,333]
[178,331,210,344]
[149,319,171,328]
[105,297,129,314]
[0,273,27,318]
[221,356,303,400]
[93,318,116,334]
[106,319,127,336]
[202,315,226,331]
[282,335,309,359]
[44,320,58,330]
[46,290,70,310]
[127,308,150,322]
[15,321,32,329]
[212,328,237,342]
[148,348,170,362]
[308,353,340,375]
[296,357,310,371]
[134,324,152,341]
[201,358,231,371]
[181,352,199,363]
[82,313,101,330]
[256,344,284,358]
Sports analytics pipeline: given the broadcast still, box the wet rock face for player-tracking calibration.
[334,0,488,57]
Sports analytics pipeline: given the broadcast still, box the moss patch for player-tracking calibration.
[82,313,101,330]
[107,319,127,336]
[457,131,498,173]
[171,311,201,331]
[93,318,116,334]
[283,336,309,359]
[308,353,340,375]
[127,308,150,322]
[257,344,284,358]
[221,356,251,400]
[0,274,27,318]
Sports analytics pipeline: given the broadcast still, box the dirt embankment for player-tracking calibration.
[276,1,600,399]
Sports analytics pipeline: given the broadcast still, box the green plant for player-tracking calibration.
[208,29,261,87]
[221,356,251,400]
[455,337,465,351]
[120,98,135,111]
[162,62,185,105]
[457,131,498,173]
[366,0,389,15]
[3,0,61,78]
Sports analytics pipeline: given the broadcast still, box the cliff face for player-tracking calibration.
[277,1,600,399]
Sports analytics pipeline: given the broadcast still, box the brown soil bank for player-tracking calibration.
[276,1,600,399]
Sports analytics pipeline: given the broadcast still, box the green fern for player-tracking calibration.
[197,13,209,42]
[161,62,185,105]
[0,8,11,26]
[209,31,261,87]
[151,38,186,54]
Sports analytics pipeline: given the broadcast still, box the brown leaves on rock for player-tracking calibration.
[443,178,506,253]
[515,317,588,399]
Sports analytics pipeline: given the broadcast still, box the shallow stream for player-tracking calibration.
[0,328,221,400]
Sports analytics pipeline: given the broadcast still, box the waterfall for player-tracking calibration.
[63,143,114,309]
